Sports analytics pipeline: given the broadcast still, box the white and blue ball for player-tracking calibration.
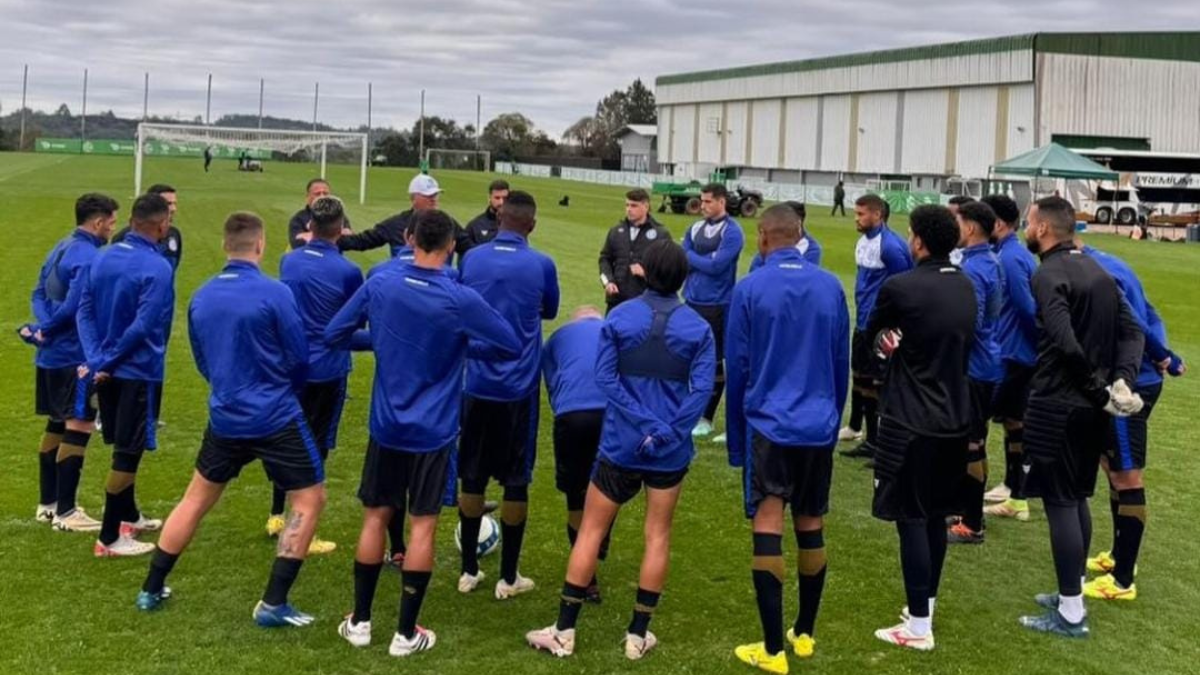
[454,514,501,557]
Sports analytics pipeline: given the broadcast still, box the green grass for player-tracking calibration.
[1,153,1198,675]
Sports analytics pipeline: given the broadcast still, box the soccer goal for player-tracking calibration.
[425,148,491,172]
[135,123,371,203]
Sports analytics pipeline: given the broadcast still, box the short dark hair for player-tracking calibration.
[75,193,119,225]
[958,201,997,237]
[1033,196,1077,238]
[488,179,510,193]
[701,183,727,201]
[306,178,330,193]
[224,212,264,253]
[501,190,537,229]
[910,205,960,258]
[981,194,1020,226]
[948,195,975,207]
[130,193,170,228]
[642,240,689,295]
[855,193,886,214]
[784,201,807,222]
[146,183,176,197]
[625,188,650,203]
[310,196,345,238]
[413,209,456,252]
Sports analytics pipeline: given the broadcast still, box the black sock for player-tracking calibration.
[1113,489,1145,588]
[848,389,863,432]
[39,445,59,505]
[962,448,988,531]
[271,485,286,517]
[897,521,932,617]
[142,548,179,594]
[99,487,132,545]
[704,360,725,422]
[1108,484,1120,551]
[1003,426,1025,496]
[1044,502,1085,596]
[352,561,384,623]
[398,570,432,639]
[863,397,879,445]
[628,587,660,638]
[56,456,84,515]
[459,510,482,575]
[500,492,528,584]
[795,529,827,637]
[926,517,948,598]
[388,509,407,556]
[127,482,141,524]
[262,557,304,606]
[751,533,785,654]
[556,582,588,631]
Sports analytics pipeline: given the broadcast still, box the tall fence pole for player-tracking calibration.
[19,64,28,150]
[80,68,88,146]
[312,82,319,132]
[258,78,264,129]
[418,89,426,165]
[205,73,213,125]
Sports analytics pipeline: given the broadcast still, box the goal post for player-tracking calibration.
[135,123,370,203]
[424,148,491,172]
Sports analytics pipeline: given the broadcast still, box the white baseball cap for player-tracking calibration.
[408,174,441,196]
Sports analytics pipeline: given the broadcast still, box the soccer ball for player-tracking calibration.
[454,514,501,557]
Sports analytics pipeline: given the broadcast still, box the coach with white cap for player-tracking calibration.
[338,174,460,257]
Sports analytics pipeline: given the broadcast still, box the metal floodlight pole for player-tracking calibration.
[360,135,368,204]
[19,64,28,151]
[312,82,319,132]
[81,68,88,147]
[258,78,264,129]
[205,73,212,125]
[135,123,144,196]
[142,72,149,121]
[418,89,426,164]
[366,82,373,167]
[476,94,481,151]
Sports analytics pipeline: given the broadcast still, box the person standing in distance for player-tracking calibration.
[288,178,352,250]
[460,180,509,257]
[599,188,673,313]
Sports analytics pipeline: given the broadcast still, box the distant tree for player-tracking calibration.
[481,112,538,160]
[55,104,71,117]
[376,131,416,166]
[625,79,656,125]
[562,116,606,156]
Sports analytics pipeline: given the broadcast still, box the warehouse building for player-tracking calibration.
[654,32,1200,190]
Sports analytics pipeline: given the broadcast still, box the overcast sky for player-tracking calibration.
[0,1,1193,136]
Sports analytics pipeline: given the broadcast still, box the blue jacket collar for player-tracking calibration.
[495,230,527,245]
[307,239,340,253]
[641,289,681,309]
[766,247,805,264]
[864,223,885,239]
[123,231,160,249]
[962,242,992,258]
[74,228,106,247]
[223,259,261,274]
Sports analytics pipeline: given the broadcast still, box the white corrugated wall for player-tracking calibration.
[901,89,949,174]
[697,103,723,164]
[670,104,695,165]
[750,99,782,169]
[821,95,852,171]
[856,91,899,173]
[783,97,820,169]
[956,87,999,177]
[724,101,749,165]
[1006,83,1036,160]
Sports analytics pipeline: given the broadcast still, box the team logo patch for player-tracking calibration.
[481,230,489,236]
[646,229,658,240]
[167,237,179,253]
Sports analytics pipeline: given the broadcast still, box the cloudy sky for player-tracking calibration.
[0,0,1193,136]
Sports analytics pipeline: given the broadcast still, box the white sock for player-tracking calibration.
[908,614,932,637]
[1058,594,1085,623]
[928,597,937,619]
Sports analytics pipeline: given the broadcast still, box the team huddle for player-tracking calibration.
[19,174,1186,671]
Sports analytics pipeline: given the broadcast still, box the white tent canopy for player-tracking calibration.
[135,122,369,203]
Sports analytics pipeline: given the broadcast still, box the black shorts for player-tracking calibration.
[591,458,687,505]
[35,366,96,422]
[871,418,967,522]
[1104,383,1162,472]
[1022,398,1106,503]
[968,379,998,444]
[689,303,726,362]
[301,378,347,451]
[992,361,1035,422]
[97,377,160,453]
[196,418,324,492]
[553,409,604,495]
[743,431,833,518]
[459,393,538,487]
[358,439,454,516]
[851,329,886,384]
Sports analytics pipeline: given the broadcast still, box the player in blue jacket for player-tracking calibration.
[326,209,520,656]
[981,195,1040,522]
[268,196,366,555]
[527,239,715,661]
[681,183,743,441]
[543,305,610,603]
[457,191,560,600]
[949,201,1006,544]
[77,193,175,558]
[137,212,328,630]
[19,194,118,533]
[748,201,822,271]
[726,204,850,671]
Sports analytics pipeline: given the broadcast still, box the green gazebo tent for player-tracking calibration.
[990,142,1118,180]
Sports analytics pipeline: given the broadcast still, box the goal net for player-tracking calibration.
[425,148,491,172]
[136,123,370,203]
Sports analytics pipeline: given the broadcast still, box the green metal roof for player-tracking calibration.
[656,32,1200,87]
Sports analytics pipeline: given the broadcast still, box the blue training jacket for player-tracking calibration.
[542,317,607,416]
[77,232,174,381]
[188,261,308,438]
[726,248,850,466]
[369,245,458,280]
[992,232,1039,368]
[748,233,822,272]
[30,229,106,369]
[596,291,716,473]
[960,243,1005,383]
[854,223,912,329]
[460,230,560,401]
[325,261,520,452]
[280,240,367,382]
[682,215,744,306]
[1084,245,1175,389]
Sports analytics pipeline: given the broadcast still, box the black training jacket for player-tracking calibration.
[598,217,673,307]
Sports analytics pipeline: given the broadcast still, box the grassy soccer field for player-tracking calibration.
[1,153,1197,675]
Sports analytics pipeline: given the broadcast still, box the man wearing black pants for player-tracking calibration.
[867,205,976,651]
[1019,197,1144,638]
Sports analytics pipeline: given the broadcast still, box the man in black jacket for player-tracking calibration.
[334,174,460,258]
[598,188,672,312]
[460,180,509,257]
[1018,196,1144,639]
[288,178,352,250]
[867,204,976,652]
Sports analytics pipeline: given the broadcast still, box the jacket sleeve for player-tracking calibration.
[1031,270,1106,394]
[1114,289,1147,385]
[833,287,852,418]
[324,284,370,349]
[92,267,174,374]
[724,287,751,467]
[275,290,310,391]
[1005,254,1040,344]
[38,260,89,339]
[748,254,764,273]
[75,270,100,364]
[865,278,901,341]
[187,299,210,382]
[806,237,823,267]
[541,256,560,320]
[461,287,522,361]
[881,237,913,275]
[31,259,54,326]
[685,222,744,276]
[598,228,617,286]
[669,323,717,442]
[288,212,309,250]
[337,217,392,252]
[595,319,673,442]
